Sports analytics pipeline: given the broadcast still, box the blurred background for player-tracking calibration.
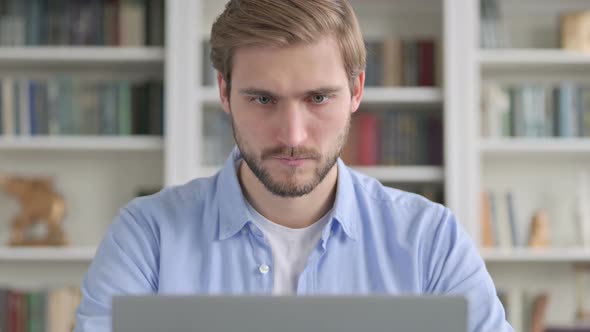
[0,0,589,331]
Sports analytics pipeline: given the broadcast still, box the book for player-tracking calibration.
[47,287,81,332]
[506,191,520,247]
[381,37,402,86]
[481,191,495,247]
[355,112,380,166]
[482,83,510,138]
[120,0,146,46]
[341,113,359,165]
[0,77,163,136]
[403,40,418,86]
[417,39,435,86]
[555,82,577,137]
[0,289,8,332]
[496,190,513,248]
[584,87,590,136]
[2,79,15,135]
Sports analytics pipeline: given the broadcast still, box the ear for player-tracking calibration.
[350,71,365,114]
[217,72,231,114]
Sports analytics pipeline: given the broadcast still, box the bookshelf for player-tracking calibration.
[14,0,590,329]
[0,0,167,294]
[472,0,590,329]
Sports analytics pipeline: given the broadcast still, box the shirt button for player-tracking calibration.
[259,264,270,274]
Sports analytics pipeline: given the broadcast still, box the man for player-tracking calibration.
[75,0,513,331]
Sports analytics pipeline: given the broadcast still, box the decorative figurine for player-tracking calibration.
[0,175,67,246]
[528,209,550,248]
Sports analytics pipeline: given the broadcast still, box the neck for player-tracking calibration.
[238,161,338,229]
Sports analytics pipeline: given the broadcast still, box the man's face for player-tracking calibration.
[218,37,364,197]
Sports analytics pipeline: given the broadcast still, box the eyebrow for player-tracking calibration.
[238,86,343,97]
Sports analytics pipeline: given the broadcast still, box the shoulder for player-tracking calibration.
[347,167,446,219]
[344,167,462,247]
[116,174,220,232]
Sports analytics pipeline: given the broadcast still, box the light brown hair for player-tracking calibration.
[209,0,366,96]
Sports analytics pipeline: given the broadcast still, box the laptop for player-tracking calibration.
[112,295,467,332]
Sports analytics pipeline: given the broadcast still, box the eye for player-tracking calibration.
[253,96,273,105]
[310,95,330,104]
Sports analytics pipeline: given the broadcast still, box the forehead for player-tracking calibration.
[230,37,348,92]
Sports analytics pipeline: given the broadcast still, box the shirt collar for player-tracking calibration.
[216,147,358,241]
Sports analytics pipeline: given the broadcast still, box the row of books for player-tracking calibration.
[201,38,437,87]
[200,107,444,167]
[480,190,522,248]
[480,0,509,48]
[0,78,164,136]
[0,0,164,46]
[0,286,80,332]
[365,38,436,87]
[342,111,443,166]
[481,83,590,138]
[481,172,590,249]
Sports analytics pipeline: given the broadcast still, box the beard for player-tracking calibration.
[230,111,351,198]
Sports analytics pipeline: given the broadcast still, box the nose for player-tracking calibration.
[276,101,308,147]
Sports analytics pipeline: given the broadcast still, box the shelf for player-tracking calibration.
[479,138,590,155]
[352,166,444,182]
[361,87,443,104]
[481,248,590,263]
[0,246,96,262]
[199,86,443,106]
[479,49,590,68]
[0,136,164,152]
[0,47,165,67]
[196,165,444,183]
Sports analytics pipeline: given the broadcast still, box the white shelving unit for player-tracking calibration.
[0,3,169,286]
[14,0,590,329]
[467,0,590,329]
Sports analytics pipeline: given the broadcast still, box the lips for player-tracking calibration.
[273,157,311,166]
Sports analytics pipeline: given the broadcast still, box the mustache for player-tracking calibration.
[261,146,321,160]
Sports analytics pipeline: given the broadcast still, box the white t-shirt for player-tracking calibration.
[245,201,331,295]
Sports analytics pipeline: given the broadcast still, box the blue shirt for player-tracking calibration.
[75,148,513,332]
